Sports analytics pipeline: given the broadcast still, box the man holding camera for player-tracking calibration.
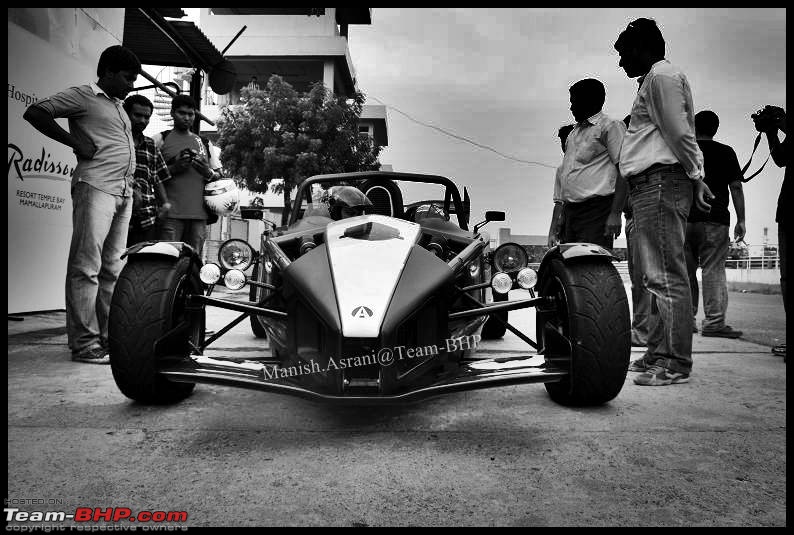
[753,105,788,358]
[684,110,746,338]
[154,94,222,256]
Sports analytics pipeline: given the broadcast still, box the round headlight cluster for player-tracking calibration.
[199,263,222,285]
[493,243,528,273]
[517,267,538,290]
[218,239,254,271]
[491,272,513,294]
[224,269,247,291]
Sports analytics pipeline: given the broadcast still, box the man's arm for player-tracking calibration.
[729,181,746,241]
[603,118,627,238]
[646,73,703,180]
[605,174,627,239]
[766,121,787,168]
[547,202,564,247]
[23,106,96,160]
[152,148,172,215]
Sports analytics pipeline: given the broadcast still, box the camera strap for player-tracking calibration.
[739,132,770,183]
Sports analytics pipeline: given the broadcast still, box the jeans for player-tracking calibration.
[780,224,787,314]
[127,224,159,247]
[685,222,730,331]
[66,182,132,354]
[629,168,694,374]
[159,217,207,256]
[625,215,650,344]
[562,194,616,249]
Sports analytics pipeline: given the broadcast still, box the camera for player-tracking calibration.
[751,105,785,132]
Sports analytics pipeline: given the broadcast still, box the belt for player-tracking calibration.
[628,163,685,187]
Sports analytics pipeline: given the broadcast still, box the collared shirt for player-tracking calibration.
[31,82,136,197]
[131,135,171,230]
[553,111,625,203]
[619,60,704,181]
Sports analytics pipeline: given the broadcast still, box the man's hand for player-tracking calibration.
[191,158,215,180]
[694,179,713,212]
[604,212,622,239]
[170,150,193,174]
[157,201,172,218]
[132,188,143,209]
[734,221,746,242]
[73,138,97,160]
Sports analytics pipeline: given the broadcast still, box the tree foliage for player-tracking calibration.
[216,75,382,222]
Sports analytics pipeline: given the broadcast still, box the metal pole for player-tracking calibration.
[138,69,215,127]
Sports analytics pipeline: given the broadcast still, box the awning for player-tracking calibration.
[122,8,225,72]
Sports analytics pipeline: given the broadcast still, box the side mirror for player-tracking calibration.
[485,211,505,222]
[473,210,506,234]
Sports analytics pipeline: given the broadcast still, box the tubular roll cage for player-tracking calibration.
[184,235,550,355]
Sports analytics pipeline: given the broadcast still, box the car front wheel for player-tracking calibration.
[537,258,630,406]
[109,257,199,404]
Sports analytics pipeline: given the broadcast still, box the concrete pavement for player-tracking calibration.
[7,288,786,527]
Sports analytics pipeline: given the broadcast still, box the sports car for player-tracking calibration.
[109,171,630,406]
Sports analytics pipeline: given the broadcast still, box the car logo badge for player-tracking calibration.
[352,306,373,318]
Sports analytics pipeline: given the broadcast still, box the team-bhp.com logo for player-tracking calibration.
[5,506,188,524]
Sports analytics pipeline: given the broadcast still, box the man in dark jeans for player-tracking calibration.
[153,94,221,256]
[685,110,746,338]
[622,114,650,347]
[754,107,788,359]
[614,18,712,386]
[547,79,626,250]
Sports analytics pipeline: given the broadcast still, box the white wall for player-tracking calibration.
[200,8,338,42]
[7,9,124,313]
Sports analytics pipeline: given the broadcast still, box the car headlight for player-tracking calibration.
[492,243,528,273]
[199,263,222,285]
[218,239,254,271]
[517,267,538,289]
[224,269,247,291]
[491,272,513,294]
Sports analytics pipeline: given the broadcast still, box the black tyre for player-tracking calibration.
[537,258,630,406]
[109,257,199,404]
[481,290,508,339]
[249,263,269,339]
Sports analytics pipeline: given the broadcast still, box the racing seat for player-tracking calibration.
[360,179,404,219]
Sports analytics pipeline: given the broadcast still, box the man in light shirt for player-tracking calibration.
[24,45,140,365]
[614,18,713,386]
[548,79,626,250]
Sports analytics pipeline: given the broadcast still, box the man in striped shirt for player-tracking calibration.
[614,18,713,386]
[123,94,171,246]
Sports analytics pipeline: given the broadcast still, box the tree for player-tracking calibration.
[216,74,382,224]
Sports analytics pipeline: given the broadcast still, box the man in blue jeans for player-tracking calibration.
[614,19,713,386]
[23,45,140,364]
[685,110,746,338]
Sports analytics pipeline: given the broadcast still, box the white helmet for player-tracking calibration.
[204,178,240,216]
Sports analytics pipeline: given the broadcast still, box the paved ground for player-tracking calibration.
[7,288,786,527]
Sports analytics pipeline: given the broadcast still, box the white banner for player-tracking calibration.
[7,12,122,313]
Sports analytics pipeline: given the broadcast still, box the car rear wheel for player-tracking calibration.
[109,257,198,404]
[537,258,630,406]
[249,263,269,339]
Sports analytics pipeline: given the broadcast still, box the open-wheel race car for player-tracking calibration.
[109,171,630,407]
